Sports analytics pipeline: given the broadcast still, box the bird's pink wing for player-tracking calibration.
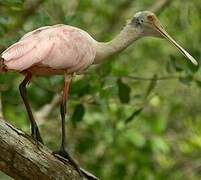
[20,26,51,41]
[2,37,53,71]
[41,26,96,72]
[2,25,96,73]
[2,38,39,61]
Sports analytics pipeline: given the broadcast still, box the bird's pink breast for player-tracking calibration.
[1,25,96,75]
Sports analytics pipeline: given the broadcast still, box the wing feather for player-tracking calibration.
[1,24,96,73]
[2,38,39,61]
[20,26,51,40]
[3,39,53,71]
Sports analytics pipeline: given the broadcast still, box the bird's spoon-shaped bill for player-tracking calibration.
[153,22,198,66]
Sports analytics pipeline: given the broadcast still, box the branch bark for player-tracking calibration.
[0,118,81,180]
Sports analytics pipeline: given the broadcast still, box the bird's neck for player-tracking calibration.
[94,25,140,63]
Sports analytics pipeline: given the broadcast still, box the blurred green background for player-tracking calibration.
[0,0,201,179]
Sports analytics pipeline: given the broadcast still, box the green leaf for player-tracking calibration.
[125,108,143,124]
[151,136,170,153]
[71,79,90,97]
[0,0,24,7]
[166,55,183,73]
[117,78,131,104]
[124,130,146,147]
[72,104,85,125]
[179,75,193,85]
[166,58,176,73]
[97,61,112,77]
[144,74,157,99]
[151,118,167,133]
[196,80,201,87]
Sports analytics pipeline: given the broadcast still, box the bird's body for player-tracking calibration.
[1,11,198,76]
[2,24,96,75]
[0,11,198,179]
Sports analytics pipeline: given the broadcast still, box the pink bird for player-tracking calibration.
[0,11,198,179]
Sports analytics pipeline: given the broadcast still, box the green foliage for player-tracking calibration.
[0,0,201,179]
[117,78,131,104]
[144,74,157,99]
[125,108,143,124]
[72,104,85,126]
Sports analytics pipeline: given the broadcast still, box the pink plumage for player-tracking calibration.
[2,24,96,75]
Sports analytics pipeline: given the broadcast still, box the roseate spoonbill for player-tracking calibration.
[0,11,198,179]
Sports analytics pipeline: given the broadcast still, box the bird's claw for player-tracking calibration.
[31,126,44,144]
[53,149,84,179]
[53,150,98,180]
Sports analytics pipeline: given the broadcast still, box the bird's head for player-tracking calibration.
[131,11,162,37]
[129,11,198,65]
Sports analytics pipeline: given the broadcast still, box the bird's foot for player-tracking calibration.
[80,168,99,180]
[53,149,99,180]
[31,126,44,144]
[53,148,84,179]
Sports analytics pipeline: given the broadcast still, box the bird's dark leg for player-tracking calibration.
[19,73,43,144]
[54,73,98,180]
[53,73,83,176]
[60,73,70,152]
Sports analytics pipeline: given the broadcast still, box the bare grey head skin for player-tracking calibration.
[94,11,198,65]
[130,11,163,37]
[129,11,198,65]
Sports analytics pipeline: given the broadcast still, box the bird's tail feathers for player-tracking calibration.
[0,57,7,72]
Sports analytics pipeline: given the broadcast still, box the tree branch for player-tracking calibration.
[0,118,82,179]
[35,94,61,125]
[123,75,179,81]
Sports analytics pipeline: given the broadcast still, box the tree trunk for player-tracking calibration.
[0,118,80,180]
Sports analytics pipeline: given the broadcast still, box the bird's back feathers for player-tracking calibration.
[1,24,96,75]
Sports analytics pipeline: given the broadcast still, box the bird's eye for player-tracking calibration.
[147,15,154,22]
